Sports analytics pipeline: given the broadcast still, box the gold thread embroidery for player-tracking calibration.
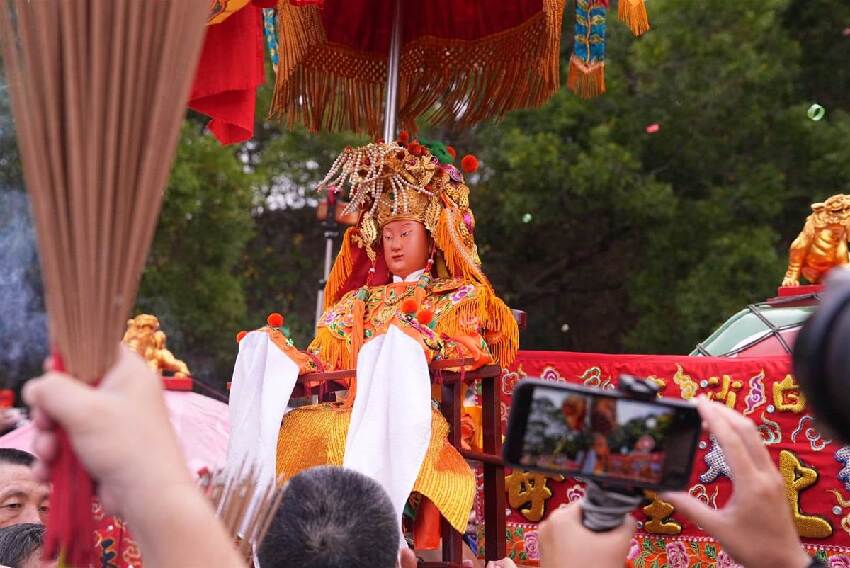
[774,375,807,413]
[642,492,682,535]
[779,450,833,538]
[673,365,698,400]
[505,471,562,522]
[706,375,743,408]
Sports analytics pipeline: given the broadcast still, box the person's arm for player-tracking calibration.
[25,346,244,568]
[662,397,811,568]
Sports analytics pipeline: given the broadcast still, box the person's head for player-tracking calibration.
[0,523,56,568]
[258,466,414,568]
[382,220,430,279]
[0,449,49,527]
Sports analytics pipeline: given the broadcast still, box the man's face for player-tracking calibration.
[382,220,429,279]
[0,464,49,527]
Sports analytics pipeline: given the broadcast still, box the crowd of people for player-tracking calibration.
[0,345,819,567]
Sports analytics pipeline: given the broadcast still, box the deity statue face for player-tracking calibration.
[382,220,430,280]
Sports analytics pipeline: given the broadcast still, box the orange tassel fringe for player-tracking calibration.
[567,55,606,99]
[618,0,650,37]
[323,227,356,311]
[308,328,351,371]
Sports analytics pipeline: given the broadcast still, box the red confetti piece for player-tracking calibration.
[645,123,661,134]
[843,27,850,36]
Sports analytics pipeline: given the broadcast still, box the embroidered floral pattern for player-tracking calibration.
[717,550,744,568]
[665,541,690,568]
[566,483,586,503]
[524,531,539,561]
[450,284,475,303]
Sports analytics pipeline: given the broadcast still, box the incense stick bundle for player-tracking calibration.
[0,0,207,563]
[205,464,286,562]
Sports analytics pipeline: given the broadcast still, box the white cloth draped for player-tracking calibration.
[226,324,433,532]
[343,324,433,526]
[226,330,299,487]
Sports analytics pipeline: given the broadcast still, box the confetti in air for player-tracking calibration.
[808,104,826,121]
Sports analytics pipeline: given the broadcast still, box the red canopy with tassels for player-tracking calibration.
[271,0,566,134]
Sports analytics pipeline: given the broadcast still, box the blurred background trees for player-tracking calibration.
[2,0,849,390]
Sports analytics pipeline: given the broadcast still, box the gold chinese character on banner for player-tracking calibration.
[643,492,682,535]
[773,375,806,413]
[779,450,832,538]
[707,375,743,408]
[505,471,562,522]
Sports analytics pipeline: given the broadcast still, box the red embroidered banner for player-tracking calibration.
[480,351,850,566]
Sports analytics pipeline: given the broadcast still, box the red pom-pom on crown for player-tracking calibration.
[446,146,457,160]
[409,141,424,157]
[461,154,479,173]
[267,313,284,327]
[397,130,410,144]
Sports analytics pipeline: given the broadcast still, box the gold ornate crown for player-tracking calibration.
[318,141,479,268]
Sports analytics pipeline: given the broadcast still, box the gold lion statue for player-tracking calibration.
[783,194,850,286]
[122,314,191,378]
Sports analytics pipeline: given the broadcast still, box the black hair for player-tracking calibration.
[0,448,36,468]
[258,466,399,568]
[0,523,45,567]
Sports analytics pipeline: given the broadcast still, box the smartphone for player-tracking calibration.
[503,379,702,491]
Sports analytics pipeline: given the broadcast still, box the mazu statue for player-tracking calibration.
[226,140,519,550]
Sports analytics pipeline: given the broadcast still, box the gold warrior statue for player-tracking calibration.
[783,194,850,286]
[227,139,519,551]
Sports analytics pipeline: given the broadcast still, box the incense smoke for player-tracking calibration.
[0,189,48,387]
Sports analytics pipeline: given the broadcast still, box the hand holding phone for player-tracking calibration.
[661,398,811,568]
[503,379,702,491]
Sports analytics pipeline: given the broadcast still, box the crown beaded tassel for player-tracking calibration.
[618,0,650,36]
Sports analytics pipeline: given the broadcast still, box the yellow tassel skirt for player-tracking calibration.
[276,403,475,534]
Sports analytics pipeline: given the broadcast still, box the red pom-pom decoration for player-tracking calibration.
[446,146,457,160]
[401,298,418,315]
[267,312,284,327]
[461,154,479,173]
[416,309,434,326]
[397,130,410,144]
[236,330,248,342]
[409,142,424,157]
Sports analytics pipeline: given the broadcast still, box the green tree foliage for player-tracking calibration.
[135,124,256,386]
[463,0,850,354]
[240,113,367,347]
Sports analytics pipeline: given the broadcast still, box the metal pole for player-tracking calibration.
[315,0,400,330]
[382,0,402,142]
[315,191,340,332]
